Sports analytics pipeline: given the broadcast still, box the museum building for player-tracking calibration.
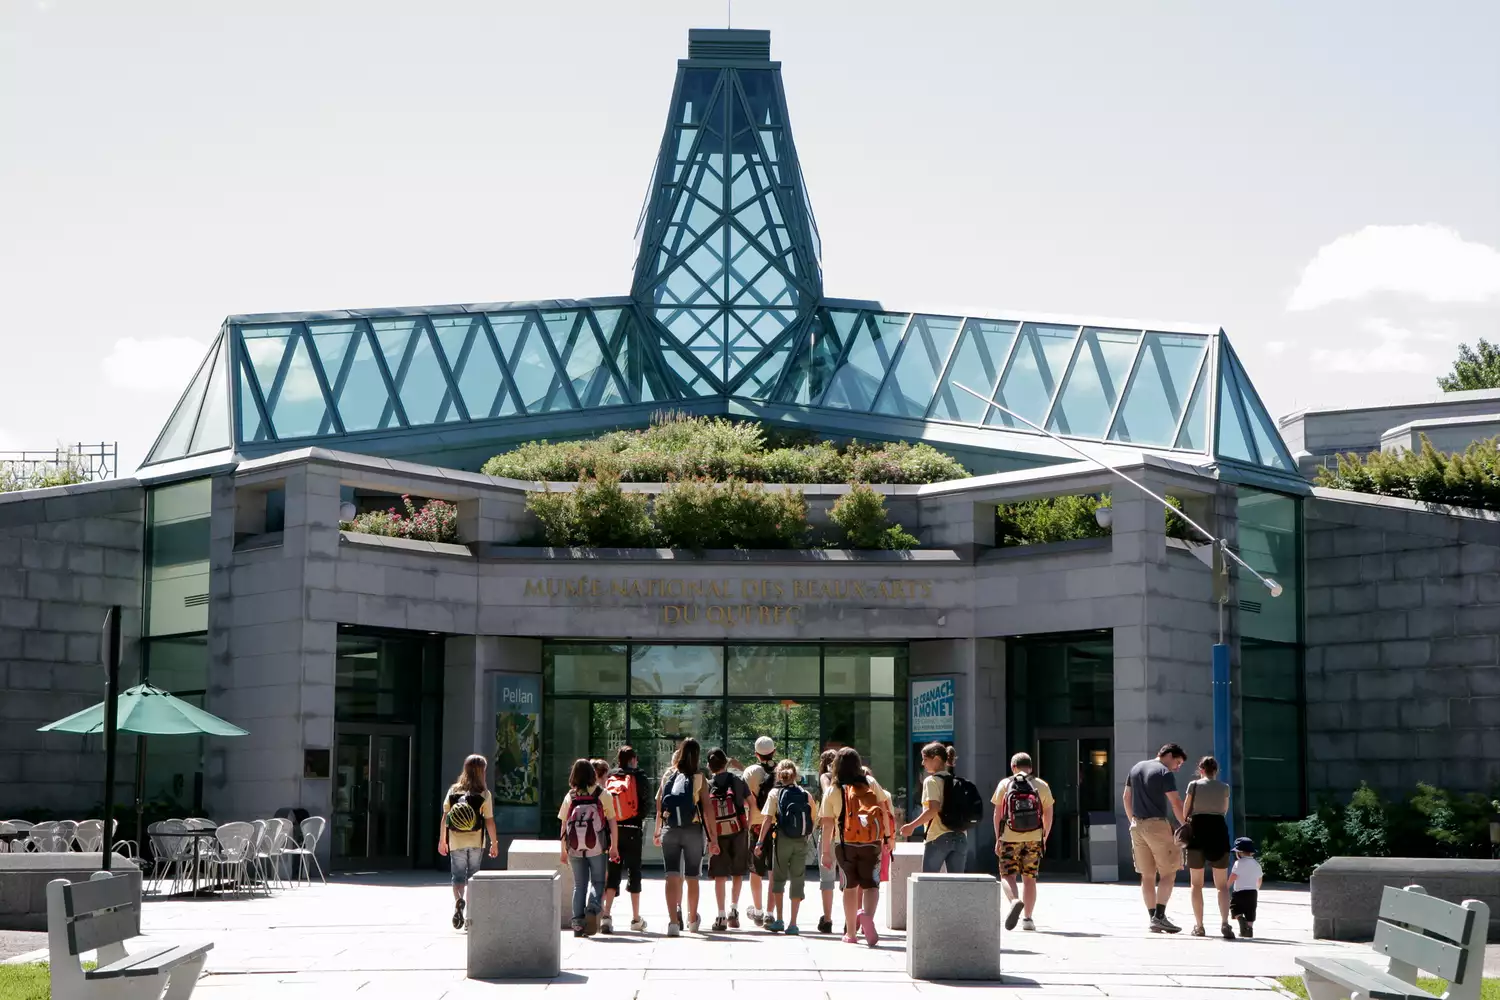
[5,29,1498,875]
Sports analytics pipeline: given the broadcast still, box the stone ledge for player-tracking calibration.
[471,545,966,564]
[1309,856,1500,941]
[338,531,473,559]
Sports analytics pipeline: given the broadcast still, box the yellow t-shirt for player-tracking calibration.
[657,771,707,827]
[763,784,821,830]
[820,776,887,839]
[921,772,952,841]
[444,786,493,850]
[991,775,1054,843]
[743,762,774,825]
[557,784,618,823]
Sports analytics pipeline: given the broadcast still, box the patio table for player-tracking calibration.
[179,826,220,896]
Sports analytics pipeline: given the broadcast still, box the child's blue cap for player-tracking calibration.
[1234,837,1255,853]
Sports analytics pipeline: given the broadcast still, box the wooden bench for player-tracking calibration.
[46,871,213,1000]
[1297,884,1489,1000]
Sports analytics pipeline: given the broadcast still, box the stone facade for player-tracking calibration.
[0,479,144,817]
[1305,488,1500,799]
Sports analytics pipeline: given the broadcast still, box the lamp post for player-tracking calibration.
[950,382,1283,839]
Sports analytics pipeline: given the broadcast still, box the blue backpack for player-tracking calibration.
[660,770,696,828]
[776,784,813,839]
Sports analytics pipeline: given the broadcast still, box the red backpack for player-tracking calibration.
[605,769,640,823]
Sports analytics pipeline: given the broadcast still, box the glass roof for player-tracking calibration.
[142,28,1297,481]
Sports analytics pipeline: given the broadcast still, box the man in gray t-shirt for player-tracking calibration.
[1122,743,1187,934]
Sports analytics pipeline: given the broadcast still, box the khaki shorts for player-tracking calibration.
[1130,818,1180,880]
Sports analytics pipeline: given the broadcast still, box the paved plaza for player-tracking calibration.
[4,872,1412,999]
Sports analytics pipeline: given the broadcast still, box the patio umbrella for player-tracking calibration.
[38,683,249,737]
[39,683,248,858]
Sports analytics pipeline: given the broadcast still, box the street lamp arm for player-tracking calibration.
[950,382,1282,598]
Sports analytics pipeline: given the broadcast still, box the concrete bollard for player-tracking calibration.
[466,871,561,980]
[886,842,925,930]
[906,873,1002,981]
[505,839,573,930]
[1085,813,1119,883]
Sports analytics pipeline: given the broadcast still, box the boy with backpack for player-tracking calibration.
[601,746,650,933]
[900,742,982,873]
[820,747,889,946]
[992,751,1054,931]
[706,747,751,931]
[741,736,777,926]
[755,758,819,933]
[558,757,621,937]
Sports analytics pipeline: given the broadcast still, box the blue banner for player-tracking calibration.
[491,673,541,808]
[910,677,956,743]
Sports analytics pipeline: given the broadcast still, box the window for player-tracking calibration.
[1242,640,1305,821]
[146,479,212,636]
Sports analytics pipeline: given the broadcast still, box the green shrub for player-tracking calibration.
[1260,810,1338,883]
[829,484,919,550]
[525,473,655,548]
[343,496,460,543]
[482,412,969,484]
[0,452,92,493]
[996,493,1198,546]
[653,479,809,550]
[1317,434,1500,511]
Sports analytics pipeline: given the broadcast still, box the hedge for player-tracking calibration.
[1317,435,1500,512]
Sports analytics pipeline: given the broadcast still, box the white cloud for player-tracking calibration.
[1309,317,1436,374]
[102,337,212,392]
[1265,341,1287,356]
[1288,225,1500,311]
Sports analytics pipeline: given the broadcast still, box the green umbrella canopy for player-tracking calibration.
[38,683,249,737]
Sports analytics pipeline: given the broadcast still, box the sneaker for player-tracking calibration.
[1150,914,1182,934]
[785,923,799,935]
[1241,921,1254,939]
[748,906,762,927]
[857,908,878,947]
[727,908,740,929]
[631,916,647,933]
[584,911,600,937]
[688,913,701,934]
[675,906,684,928]
[769,918,785,933]
[600,915,613,934]
[667,922,681,937]
[572,919,586,938]
[1221,923,1236,940]
[452,900,465,930]
[1004,899,1024,931]
[711,916,727,932]
[1021,918,1035,931]
[817,916,833,935]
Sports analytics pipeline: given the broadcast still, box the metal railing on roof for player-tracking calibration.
[0,442,118,488]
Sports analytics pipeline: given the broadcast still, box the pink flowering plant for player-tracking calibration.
[343,495,460,544]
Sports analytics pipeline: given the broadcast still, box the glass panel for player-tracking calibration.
[237,360,265,443]
[930,319,1018,423]
[628,698,725,786]
[822,646,906,697]
[332,734,370,862]
[820,313,907,411]
[1108,333,1206,446]
[242,326,295,401]
[149,342,216,462]
[550,310,622,407]
[727,701,821,780]
[630,645,724,697]
[873,314,963,418]
[726,645,820,697]
[266,333,329,439]
[1174,363,1210,451]
[369,733,412,860]
[1242,641,1300,701]
[1046,327,1140,438]
[989,323,1079,429]
[329,328,394,432]
[146,479,211,636]
[775,312,841,405]
[397,323,456,425]
[491,313,570,413]
[1237,488,1300,643]
[1242,699,1303,818]
[1239,367,1296,470]
[544,644,629,696]
[1216,353,1257,463]
[823,699,908,823]
[187,340,231,455]
[605,311,659,405]
[335,634,425,723]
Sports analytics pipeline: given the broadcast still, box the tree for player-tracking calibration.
[1437,338,1500,391]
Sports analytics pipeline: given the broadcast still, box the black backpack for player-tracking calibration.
[938,773,984,833]
[1004,773,1044,834]
[750,763,775,811]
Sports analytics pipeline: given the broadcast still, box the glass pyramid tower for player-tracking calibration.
[142,28,1297,484]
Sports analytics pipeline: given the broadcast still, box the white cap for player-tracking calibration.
[754,736,776,756]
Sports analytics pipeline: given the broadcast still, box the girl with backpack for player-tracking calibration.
[654,737,719,937]
[814,749,839,934]
[754,759,819,934]
[901,743,979,874]
[439,754,499,931]
[819,747,889,946]
[558,758,621,937]
[601,746,649,933]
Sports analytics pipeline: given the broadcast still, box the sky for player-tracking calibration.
[2,1,1498,473]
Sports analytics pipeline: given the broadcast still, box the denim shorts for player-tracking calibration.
[449,846,484,885]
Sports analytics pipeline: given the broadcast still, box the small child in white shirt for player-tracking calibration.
[1227,836,1263,939]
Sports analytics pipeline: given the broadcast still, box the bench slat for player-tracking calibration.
[1379,885,1476,945]
[66,906,142,955]
[62,875,138,918]
[1373,919,1467,983]
[1297,957,1433,1000]
[84,944,179,980]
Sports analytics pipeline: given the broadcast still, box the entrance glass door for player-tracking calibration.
[1035,730,1112,873]
[333,726,414,869]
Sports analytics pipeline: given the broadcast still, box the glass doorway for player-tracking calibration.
[333,726,414,869]
[1034,729,1112,873]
